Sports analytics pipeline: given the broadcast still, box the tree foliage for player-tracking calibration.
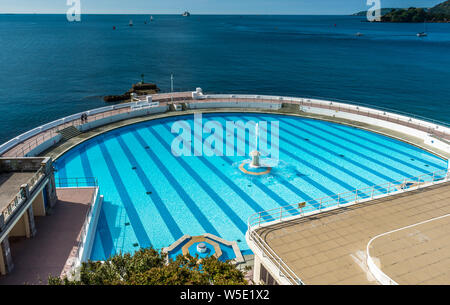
[48,247,248,285]
[381,1,450,23]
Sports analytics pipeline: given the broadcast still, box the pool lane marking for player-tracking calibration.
[98,140,153,248]
[299,119,434,175]
[147,126,248,234]
[129,129,220,237]
[329,122,446,166]
[272,116,414,180]
[79,144,119,257]
[190,118,272,214]
[190,118,305,214]
[222,115,358,197]
[115,134,184,241]
[245,114,389,195]
[189,120,315,213]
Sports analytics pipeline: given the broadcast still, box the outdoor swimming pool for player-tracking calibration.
[54,113,448,260]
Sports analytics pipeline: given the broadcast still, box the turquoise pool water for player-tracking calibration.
[54,113,448,260]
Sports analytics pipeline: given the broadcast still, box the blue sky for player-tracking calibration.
[0,0,445,14]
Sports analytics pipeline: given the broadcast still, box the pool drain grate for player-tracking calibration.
[132,166,137,170]
[125,222,130,226]
[133,243,139,247]
[146,191,152,195]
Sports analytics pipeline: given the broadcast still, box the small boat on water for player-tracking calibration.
[129,20,133,26]
[150,16,153,22]
[182,11,190,17]
[355,32,363,36]
[417,32,427,37]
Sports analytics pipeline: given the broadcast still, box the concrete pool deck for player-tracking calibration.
[0,188,94,285]
[37,106,450,161]
[256,182,450,285]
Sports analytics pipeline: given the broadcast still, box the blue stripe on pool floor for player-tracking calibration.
[130,129,221,237]
[98,139,153,249]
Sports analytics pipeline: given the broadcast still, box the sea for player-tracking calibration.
[0,14,449,144]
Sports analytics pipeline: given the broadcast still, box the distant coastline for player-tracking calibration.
[353,0,450,23]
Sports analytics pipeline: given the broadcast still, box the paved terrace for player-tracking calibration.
[2,94,450,159]
[0,172,35,211]
[0,188,94,285]
[256,182,450,285]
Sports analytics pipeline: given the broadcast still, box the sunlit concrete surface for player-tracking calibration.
[0,172,35,211]
[0,188,94,285]
[257,182,450,285]
[370,214,450,285]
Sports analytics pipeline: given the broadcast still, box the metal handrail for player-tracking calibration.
[247,169,449,284]
[1,92,190,158]
[71,188,97,269]
[248,169,448,228]
[55,177,98,188]
[3,92,450,158]
[249,229,304,285]
[295,94,450,128]
[191,95,450,139]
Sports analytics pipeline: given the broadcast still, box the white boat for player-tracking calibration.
[182,11,190,17]
[355,32,363,36]
[150,16,153,22]
[417,32,427,37]
[129,19,133,26]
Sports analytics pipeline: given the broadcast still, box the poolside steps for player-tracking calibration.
[58,126,82,141]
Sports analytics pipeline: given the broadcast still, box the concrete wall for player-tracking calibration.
[79,106,169,133]
[302,106,450,154]
[8,213,29,238]
[0,157,47,172]
[26,135,62,157]
[32,192,46,217]
[425,135,450,152]
[187,102,282,110]
[80,192,103,263]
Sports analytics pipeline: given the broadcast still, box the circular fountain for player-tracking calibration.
[239,123,273,176]
[197,242,208,254]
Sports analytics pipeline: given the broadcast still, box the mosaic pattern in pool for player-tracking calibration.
[54,113,448,260]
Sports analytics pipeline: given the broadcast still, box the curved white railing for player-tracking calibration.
[247,229,304,285]
[2,91,450,159]
[0,91,192,158]
[247,169,449,285]
[193,94,450,141]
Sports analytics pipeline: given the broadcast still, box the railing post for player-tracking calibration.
[280,207,283,221]
[371,185,375,199]
[355,189,358,202]
[337,193,340,207]
[387,182,391,194]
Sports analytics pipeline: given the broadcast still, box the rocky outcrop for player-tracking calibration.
[103,83,160,103]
